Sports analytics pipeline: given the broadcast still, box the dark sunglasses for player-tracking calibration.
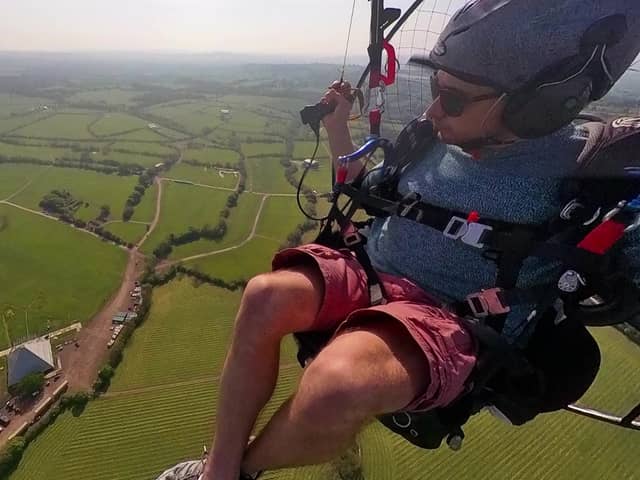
[430,73,500,117]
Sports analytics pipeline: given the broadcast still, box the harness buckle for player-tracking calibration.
[560,199,601,226]
[466,288,510,318]
[443,216,493,249]
[369,283,386,306]
[602,200,640,233]
[343,231,362,247]
[398,192,422,218]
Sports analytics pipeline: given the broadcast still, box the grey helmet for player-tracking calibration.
[410,0,640,138]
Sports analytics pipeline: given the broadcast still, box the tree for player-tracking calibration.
[13,372,45,398]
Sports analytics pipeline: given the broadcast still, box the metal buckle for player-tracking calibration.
[466,288,510,318]
[560,199,601,226]
[343,231,361,247]
[603,200,640,233]
[443,216,493,249]
[369,283,386,306]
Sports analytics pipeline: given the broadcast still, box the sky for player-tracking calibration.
[0,0,393,59]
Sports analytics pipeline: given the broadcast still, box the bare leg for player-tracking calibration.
[204,265,324,480]
[240,317,430,473]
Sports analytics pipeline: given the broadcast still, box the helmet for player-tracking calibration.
[410,0,640,138]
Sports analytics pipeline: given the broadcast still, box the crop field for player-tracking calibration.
[0,112,52,136]
[296,160,333,194]
[111,127,167,142]
[183,146,241,166]
[90,113,149,137]
[185,236,280,282]
[246,157,296,194]
[131,182,158,223]
[66,89,142,106]
[104,221,148,244]
[139,182,231,254]
[109,141,175,156]
[147,102,223,135]
[0,94,51,115]
[241,141,285,157]
[0,204,127,348]
[11,113,98,139]
[169,192,262,260]
[165,163,238,189]
[292,141,329,160]
[255,196,305,241]
[0,164,49,200]
[0,142,71,162]
[11,167,138,222]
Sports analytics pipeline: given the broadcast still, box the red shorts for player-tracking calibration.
[272,243,477,412]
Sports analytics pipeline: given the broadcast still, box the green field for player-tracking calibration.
[139,182,230,254]
[242,142,285,157]
[111,128,167,142]
[165,163,238,189]
[0,142,72,162]
[0,204,127,347]
[183,146,240,166]
[292,141,329,160]
[246,157,295,194]
[109,141,175,156]
[12,113,98,139]
[91,113,149,137]
[0,94,51,116]
[131,182,158,223]
[67,89,142,106]
[255,195,305,241]
[147,102,222,135]
[185,236,280,282]
[169,192,262,260]
[11,167,138,222]
[104,221,148,244]
[0,164,49,200]
[0,112,52,136]
[295,159,333,194]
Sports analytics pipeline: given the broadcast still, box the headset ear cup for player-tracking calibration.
[503,77,593,139]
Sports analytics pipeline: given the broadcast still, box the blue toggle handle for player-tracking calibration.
[338,137,385,164]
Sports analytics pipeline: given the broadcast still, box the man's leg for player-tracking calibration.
[205,265,325,480]
[239,317,430,474]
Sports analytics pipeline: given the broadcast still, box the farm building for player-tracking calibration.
[303,158,319,169]
[112,311,138,324]
[7,339,55,387]
[220,109,232,120]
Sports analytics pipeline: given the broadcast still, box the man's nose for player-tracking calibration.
[425,97,445,120]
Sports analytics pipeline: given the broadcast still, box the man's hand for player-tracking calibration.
[321,81,354,135]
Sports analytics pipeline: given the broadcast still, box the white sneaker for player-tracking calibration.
[155,460,204,480]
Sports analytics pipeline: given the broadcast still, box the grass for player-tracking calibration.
[294,160,333,196]
[0,142,71,162]
[0,113,52,135]
[147,102,223,135]
[131,182,158,223]
[292,141,329,160]
[66,89,141,106]
[11,114,98,139]
[0,164,49,200]
[246,157,295,194]
[111,128,167,142]
[0,94,51,116]
[139,182,230,254]
[104,221,148,244]
[183,147,240,166]
[169,192,262,260]
[256,196,305,241]
[241,142,285,157]
[165,163,238,189]
[11,167,138,222]
[91,113,149,137]
[0,204,127,348]
[109,142,175,157]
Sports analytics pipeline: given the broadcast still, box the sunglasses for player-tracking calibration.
[430,73,500,117]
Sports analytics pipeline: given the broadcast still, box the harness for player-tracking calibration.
[294,115,640,449]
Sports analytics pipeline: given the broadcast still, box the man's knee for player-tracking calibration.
[237,264,324,338]
[293,357,373,429]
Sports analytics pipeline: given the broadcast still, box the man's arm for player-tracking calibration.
[618,228,640,327]
[320,82,365,183]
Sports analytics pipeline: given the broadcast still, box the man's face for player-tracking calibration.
[425,70,506,146]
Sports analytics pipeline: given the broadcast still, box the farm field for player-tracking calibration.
[11,113,98,139]
[165,163,238,189]
[131,182,158,223]
[0,112,52,136]
[292,141,329,160]
[109,141,175,157]
[147,102,223,135]
[139,182,231,254]
[104,221,148,244]
[295,159,333,195]
[246,157,296,194]
[10,167,138,222]
[111,128,167,142]
[90,113,148,137]
[0,164,49,200]
[66,89,142,106]
[0,94,51,115]
[255,195,305,241]
[0,204,127,348]
[241,141,285,157]
[183,146,240,166]
[0,142,70,162]
[185,236,280,282]
[169,192,262,260]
